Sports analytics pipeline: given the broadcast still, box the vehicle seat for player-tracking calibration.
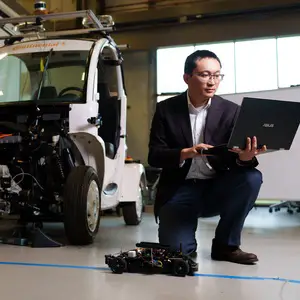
[33,86,58,100]
[98,83,121,159]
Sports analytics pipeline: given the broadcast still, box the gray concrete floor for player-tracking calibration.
[0,207,300,299]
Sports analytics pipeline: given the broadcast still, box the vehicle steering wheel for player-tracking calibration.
[58,87,83,97]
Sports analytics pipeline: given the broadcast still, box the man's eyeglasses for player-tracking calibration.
[193,72,225,83]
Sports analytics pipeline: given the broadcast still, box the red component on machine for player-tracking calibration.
[34,1,48,15]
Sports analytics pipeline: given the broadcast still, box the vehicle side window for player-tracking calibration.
[97,46,122,157]
[98,46,119,99]
[0,55,31,102]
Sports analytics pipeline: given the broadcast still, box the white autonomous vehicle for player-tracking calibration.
[0,10,147,245]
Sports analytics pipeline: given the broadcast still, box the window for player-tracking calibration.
[0,50,89,103]
[195,42,235,95]
[0,55,31,102]
[156,35,300,99]
[157,94,178,103]
[277,36,300,88]
[100,45,120,98]
[234,38,278,93]
[97,46,122,157]
[156,45,195,94]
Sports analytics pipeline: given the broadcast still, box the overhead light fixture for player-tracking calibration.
[99,15,115,27]
[83,15,115,28]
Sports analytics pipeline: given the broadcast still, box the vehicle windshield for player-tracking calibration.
[0,49,89,104]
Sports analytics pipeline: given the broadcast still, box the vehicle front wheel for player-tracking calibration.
[110,257,127,274]
[173,259,190,277]
[63,166,101,245]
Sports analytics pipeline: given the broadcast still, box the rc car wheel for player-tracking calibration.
[122,180,143,226]
[173,259,190,277]
[110,257,127,274]
[63,166,101,245]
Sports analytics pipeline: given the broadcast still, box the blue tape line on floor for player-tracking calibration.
[0,261,299,284]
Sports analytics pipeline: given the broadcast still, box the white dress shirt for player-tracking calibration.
[182,91,216,180]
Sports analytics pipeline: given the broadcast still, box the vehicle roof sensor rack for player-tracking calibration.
[0,10,115,42]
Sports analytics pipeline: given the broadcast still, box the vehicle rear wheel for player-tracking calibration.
[63,166,101,245]
[122,181,143,225]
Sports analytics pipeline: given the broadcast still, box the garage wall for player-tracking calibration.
[111,10,300,50]
[108,0,144,5]
[107,0,149,11]
[106,0,199,12]
[122,50,156,164]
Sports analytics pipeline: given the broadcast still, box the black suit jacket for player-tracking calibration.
[148,92,258,218]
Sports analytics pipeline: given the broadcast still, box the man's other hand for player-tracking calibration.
[230,136,267,161]
[180,143,213,162]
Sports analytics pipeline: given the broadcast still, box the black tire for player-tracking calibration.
[123,203,142,225]
[122,183,143,225]
[173,259,190,277]
[110,257,127,274]
[63,166,101,245]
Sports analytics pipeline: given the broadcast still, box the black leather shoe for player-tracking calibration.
[211,239,258,265]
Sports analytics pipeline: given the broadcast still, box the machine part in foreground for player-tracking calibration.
[105,242,198,277]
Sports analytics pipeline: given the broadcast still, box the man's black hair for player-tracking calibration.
[184,50,222,75]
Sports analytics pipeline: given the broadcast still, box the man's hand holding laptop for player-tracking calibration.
[230,136,267,161]
[182,136,267,161]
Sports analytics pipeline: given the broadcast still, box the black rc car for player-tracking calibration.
[105,241,198,277]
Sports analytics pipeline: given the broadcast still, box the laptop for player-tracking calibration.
[228,97,300,151]
[201,97,300,155]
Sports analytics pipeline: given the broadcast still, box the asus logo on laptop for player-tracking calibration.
[262,123,274,128]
